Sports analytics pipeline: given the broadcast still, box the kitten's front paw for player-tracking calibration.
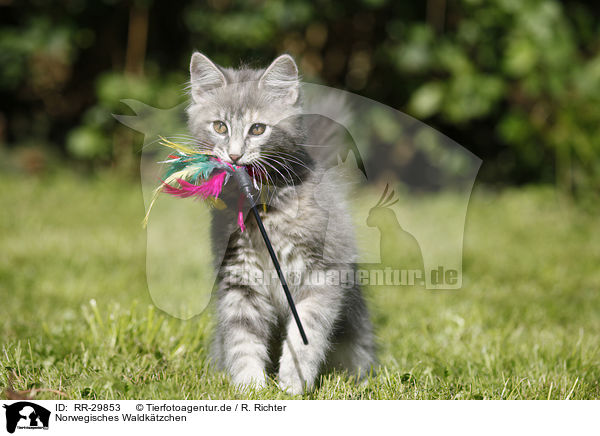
[231,367,267,391]
[278,363,310,395]
[278,350,316,395]
[278,376,305,396]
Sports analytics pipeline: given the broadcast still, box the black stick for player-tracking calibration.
[232,167,309,345]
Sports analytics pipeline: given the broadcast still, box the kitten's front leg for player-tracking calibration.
[217,283,274,390]
[278,286,341,395]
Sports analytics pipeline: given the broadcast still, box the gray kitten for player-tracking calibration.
[187,53,375,394]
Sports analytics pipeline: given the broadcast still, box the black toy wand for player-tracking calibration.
[232,167,309,346]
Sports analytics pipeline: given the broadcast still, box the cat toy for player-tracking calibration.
[144,138,309,345]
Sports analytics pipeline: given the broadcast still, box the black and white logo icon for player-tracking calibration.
[3,402,50,433]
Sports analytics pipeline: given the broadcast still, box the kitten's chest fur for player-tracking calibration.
[230,186,317,314]
[211,166,356,313]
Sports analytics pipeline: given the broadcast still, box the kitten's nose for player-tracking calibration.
[228,153,241,163]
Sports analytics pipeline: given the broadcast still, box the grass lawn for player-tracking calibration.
[1,170,599,399]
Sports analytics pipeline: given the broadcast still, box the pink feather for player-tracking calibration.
[162,171,227,200]
[161,169,248,232]
[237,194,246,232]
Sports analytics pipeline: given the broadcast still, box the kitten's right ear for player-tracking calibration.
[189,52,227,102]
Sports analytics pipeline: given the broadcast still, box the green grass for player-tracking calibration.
[1,171,599,399]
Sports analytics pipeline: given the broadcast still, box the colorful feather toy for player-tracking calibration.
[143,137,239,228]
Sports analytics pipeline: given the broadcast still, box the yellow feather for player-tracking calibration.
[210,197,227,210]
[158,136,213,156]
[163,168,190,185]
[261,190,267,213]
[158,136,196,155]
[142,169,189,228]
[142,186,162,228]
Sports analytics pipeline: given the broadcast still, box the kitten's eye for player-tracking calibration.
[249,123,266,136]
[213,121,228,135]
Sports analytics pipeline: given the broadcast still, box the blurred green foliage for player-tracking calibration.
[0,0,599,194]
[399,0,600,194]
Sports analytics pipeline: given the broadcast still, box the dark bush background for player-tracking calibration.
[1,0,599,195]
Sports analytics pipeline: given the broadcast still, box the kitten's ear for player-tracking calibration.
[259,54,300,104]
[189,52,227,102]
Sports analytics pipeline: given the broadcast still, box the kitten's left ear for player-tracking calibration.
[259,54,300,104]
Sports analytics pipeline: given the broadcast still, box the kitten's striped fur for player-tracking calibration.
[187,53,375,394]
